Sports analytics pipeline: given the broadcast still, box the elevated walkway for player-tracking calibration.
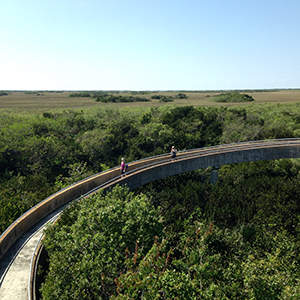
[1,139,300,299]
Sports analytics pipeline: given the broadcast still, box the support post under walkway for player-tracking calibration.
[210,166,220,185]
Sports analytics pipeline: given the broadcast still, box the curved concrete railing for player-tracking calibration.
[0,152,170,261]
[1,139,300,299]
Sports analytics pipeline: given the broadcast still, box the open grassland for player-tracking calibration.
[0,89,300,114]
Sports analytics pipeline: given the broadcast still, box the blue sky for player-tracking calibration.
[1,0,299,91]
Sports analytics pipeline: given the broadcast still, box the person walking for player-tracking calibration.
[171,146,177,161]
[121,157,126,176]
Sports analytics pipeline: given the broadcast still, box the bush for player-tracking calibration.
[175,93,188,99]
[69,92,91,97]
[151,94,174,102]
[96,94,149,103]
[213,92,254,103]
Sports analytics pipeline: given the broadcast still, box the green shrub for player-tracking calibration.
[151,94,174,102]
[96,94,149,103]
[213,92,254,103]
[69,92,91,97]
[175,93,188,99]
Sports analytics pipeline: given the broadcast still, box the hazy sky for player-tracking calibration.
[1,0,299,91]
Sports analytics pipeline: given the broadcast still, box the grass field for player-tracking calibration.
[0,89,300,113]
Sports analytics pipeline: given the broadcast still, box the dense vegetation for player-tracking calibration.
[1,103,300,233]
[0,105,221,233]
[2,101,300,298]
[213,92,255,103]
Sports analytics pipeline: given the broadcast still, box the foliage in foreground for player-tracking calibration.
[40,186,163,299]
[113,224,300,300]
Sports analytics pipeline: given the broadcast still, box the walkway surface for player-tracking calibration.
[0,209,61,300]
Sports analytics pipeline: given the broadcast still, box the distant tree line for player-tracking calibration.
[69,92,91,97]
[151,93,188,102]
[24,91,63,94]
[130,91,150,95]
[95,94,150,103]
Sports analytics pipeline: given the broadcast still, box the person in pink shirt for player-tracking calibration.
[121,157,126,176]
